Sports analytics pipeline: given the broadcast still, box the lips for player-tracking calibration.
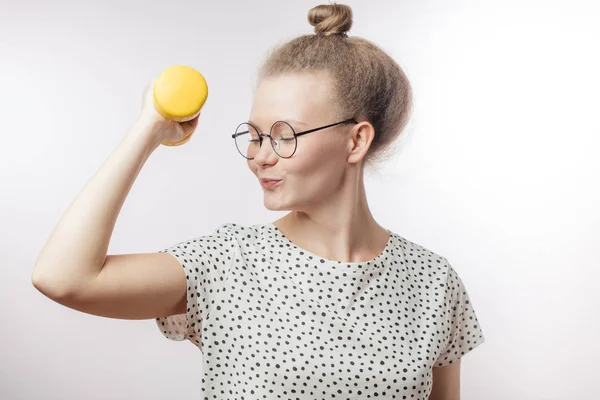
[259,178,282,183]
[260,178,282,189]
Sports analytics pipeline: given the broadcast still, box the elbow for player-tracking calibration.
[31,268,74,300]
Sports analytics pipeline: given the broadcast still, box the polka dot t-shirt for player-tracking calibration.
[155,222,485,399]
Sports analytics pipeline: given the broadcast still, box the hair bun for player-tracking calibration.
[308,3,353,37]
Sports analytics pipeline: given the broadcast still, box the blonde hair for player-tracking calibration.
[257,3,414,168]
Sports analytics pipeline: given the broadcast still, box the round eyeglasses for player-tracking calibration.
[232,118,358,160]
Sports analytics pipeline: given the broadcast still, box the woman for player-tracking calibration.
[32,3,485,399]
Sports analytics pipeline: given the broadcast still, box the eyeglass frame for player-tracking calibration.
[231,118,359,159]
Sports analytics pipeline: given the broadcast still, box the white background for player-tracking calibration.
[1,0,598,399]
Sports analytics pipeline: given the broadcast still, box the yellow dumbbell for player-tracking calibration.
[153,65,208,146]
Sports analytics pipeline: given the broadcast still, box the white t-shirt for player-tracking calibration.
[156,222,485,399]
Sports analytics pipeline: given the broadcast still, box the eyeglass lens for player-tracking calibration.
[234,122,297,159]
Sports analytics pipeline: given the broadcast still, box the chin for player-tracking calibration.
[263,193,296,211]
[263,201,289,211]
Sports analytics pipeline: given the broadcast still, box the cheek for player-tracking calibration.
[287,140,345,182]
[247,160,257,174]
[304,135,346,164]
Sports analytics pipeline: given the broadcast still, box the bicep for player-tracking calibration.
[429,359,461,400]
[54,252,187,320]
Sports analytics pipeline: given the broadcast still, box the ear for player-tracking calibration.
[347,120,375,165]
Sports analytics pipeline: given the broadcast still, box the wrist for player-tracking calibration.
[125,120,164,156]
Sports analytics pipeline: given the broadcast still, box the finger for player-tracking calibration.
[142,78,158,104]
[181,113,200,132]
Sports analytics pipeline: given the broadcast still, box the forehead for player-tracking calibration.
[249,71,334,127]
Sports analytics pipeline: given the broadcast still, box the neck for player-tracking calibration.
[275,171,389,263]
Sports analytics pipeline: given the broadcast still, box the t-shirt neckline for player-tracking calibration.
[266,222,394,273]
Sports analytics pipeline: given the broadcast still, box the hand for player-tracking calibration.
[133,78,200,147]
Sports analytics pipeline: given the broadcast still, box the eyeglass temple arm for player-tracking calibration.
[232,131,248,138]
[293,118,358,137]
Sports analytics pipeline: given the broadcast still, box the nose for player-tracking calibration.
[252,134,279,165]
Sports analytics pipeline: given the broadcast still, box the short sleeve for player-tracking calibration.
[434,262,485,367]
[155,222,238,348]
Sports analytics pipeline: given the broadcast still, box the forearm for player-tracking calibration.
[32,124,161,296]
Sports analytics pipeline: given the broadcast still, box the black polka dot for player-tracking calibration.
[155,222,485,399]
